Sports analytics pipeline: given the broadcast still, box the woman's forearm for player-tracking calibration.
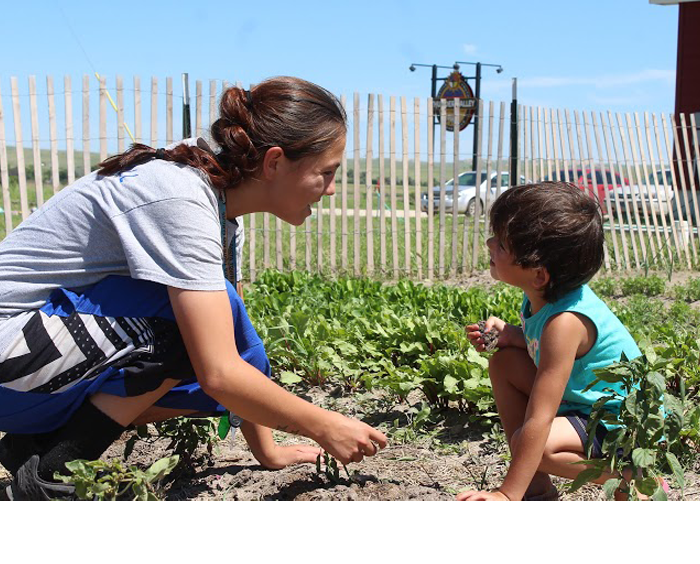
[200,360,328,442]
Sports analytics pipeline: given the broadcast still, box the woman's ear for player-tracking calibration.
[261,147,284,180]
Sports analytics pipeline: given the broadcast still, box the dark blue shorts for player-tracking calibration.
[0,275,270,434]
[564,412,610,459]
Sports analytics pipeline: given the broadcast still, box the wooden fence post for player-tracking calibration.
[98,75,107,163]
[401,96,411,276]
[11,77,30,219]
[378,94,386,275]
[437,99,447,278]
[0,81,12,235]
[64,76,75,185]
[28,76,44,209]
[413,97,421,279]
[390,96,399,278]
[47,76,60,194]
[366,93,375,276]
[426,96,434,280]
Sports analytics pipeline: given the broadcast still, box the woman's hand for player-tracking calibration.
[313,411,387,466]
[466,317,524,351]
[256,444,323,470]
[456,489,511,501]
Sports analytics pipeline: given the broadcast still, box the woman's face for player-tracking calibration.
[270,136,345,226]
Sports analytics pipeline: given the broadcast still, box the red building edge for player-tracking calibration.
[653,0,700,214]
[676,2,699,210]
[675,2,700,118]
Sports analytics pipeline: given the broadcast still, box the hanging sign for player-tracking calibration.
[434,71,476,132]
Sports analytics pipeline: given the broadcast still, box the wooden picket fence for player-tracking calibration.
[1,74,699,281]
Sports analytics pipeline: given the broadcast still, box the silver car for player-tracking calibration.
[420,171,527,216]
[614,169,675,218]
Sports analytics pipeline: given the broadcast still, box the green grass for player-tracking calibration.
[243,210,493,281]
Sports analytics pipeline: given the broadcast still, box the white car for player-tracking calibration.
[420,171,527,216]
[614,169,675,218]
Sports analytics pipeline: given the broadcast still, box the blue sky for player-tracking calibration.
[0,0,681,114]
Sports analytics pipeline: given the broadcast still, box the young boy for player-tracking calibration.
[458,182,641,501]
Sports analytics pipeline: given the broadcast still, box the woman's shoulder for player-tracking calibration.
[112,159,217,209]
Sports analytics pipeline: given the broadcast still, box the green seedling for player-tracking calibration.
[315,451,357,484]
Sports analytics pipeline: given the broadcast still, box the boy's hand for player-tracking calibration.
[466,316,507,351]
[256,444,323,470]
[456,489,511,501]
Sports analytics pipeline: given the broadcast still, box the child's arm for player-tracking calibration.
[460,311,587,501]
[240,420,322,470]
[467,316,527,351]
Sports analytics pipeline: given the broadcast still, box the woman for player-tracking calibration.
[0,76,386,500]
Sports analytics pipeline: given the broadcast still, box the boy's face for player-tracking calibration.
[486,235,533,290]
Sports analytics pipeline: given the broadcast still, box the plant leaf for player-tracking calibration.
[144,455,179,482]
[279,371,303,385]
[665,452,685,490]
[631,448,656,469]
[569,467,602,492]
[602,478,622,500]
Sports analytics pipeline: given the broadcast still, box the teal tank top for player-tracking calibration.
[520,284,641,429]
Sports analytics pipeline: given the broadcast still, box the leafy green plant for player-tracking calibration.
[154,417,219,467]
[671,277,700,302]
[569,343,686,500]
[125,417,220,471]
[54,455,179,501]
[244,270,700,463]
[590,276,618,297]
[619,274,666,297]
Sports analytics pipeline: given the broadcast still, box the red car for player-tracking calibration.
[546,168,630,211]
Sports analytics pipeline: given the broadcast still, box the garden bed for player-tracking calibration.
[1,270,699,501]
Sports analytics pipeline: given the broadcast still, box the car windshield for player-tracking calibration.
[445,172,487,188]
[649,170,673,186]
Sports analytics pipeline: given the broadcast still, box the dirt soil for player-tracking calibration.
[5,385,694,501]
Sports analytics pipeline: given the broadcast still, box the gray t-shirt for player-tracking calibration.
[0,145,228,325]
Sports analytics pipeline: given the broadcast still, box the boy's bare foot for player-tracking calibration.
[522,472,558,501]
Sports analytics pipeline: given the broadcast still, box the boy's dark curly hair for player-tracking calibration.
[489,181,604,302]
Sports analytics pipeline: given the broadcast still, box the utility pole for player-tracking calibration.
[182,73,192,139]
[510,78,518,182]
